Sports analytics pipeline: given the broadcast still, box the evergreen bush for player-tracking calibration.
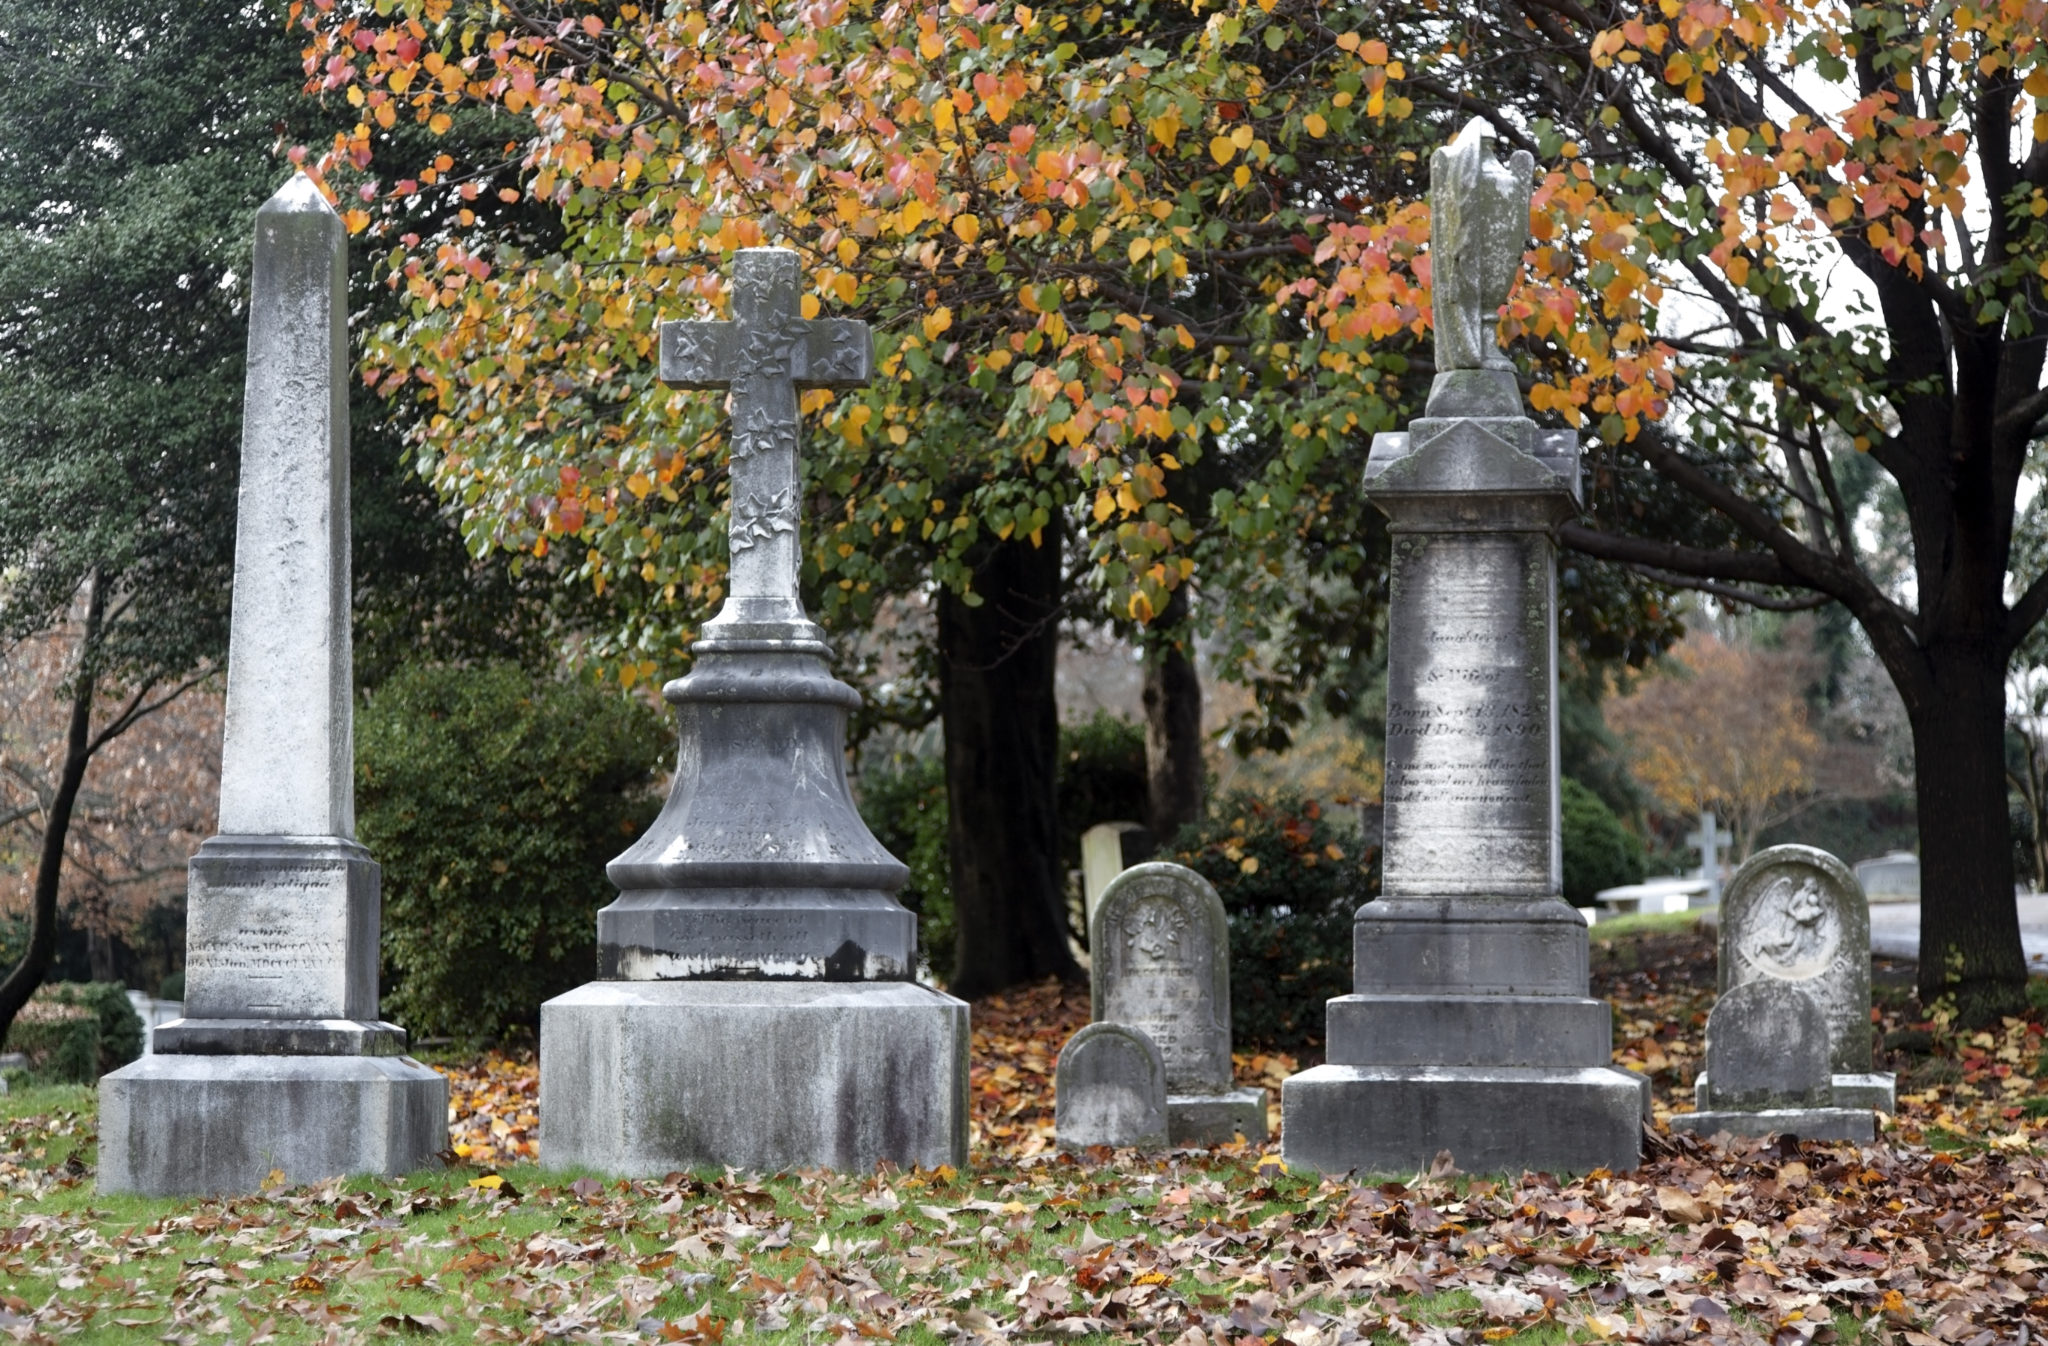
[1,982,142,1083]
[356,662,667,1042]
[1560,776,1648,906]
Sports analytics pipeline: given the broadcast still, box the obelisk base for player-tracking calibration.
[98,1054,446,1196]
[1281,1063,1644,1175]
[540,980,968,1173]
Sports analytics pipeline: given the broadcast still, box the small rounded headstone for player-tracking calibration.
[1719,845,1872,1074]
[1704,980,1832,1110]
[1055,1022,1168,1151]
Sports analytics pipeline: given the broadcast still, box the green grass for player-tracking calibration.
[1585,908,1707,942]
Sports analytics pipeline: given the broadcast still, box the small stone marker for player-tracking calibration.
[97,174,446,1196]
[1056,1022,1168,1151]
[1092,862,1266,1143]
[1700,845,1894,1112]
[1670,980,1875,1142]
[541,249,968,1174]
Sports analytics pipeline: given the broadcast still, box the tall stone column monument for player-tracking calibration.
[99,175,447,1195]
[540,249,969,1173]
[1280,121,1645,1174]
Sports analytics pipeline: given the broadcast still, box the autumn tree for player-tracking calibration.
[1608,634,1823,859]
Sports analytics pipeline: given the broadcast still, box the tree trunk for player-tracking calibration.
[1901,649,2028,1022]
[938,530,1082,1000]
[1141,585,1203,840]
[0,576,103,1047]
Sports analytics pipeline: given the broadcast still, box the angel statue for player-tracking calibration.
[1430,118,1535,373]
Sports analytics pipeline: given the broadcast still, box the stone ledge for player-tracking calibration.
[1324,994,1611,1069]
[152,1018,408,1056]
[1669,1107,1877,1144]
[1280,1064,1643,1176]
[1693,1071,1896,1113]
[1168,1088,1268,1146]
[98,1054,446,1196]
[539,980,968,1174]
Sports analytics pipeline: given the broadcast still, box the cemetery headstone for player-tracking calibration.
[540,249,967,1173]
[1686,813,1725,907]
[1280,119,1645,1175]
[1698,844,1895,1112]
[1854,850,1920,904]
[1055,1022,1169,1151]
[1080,821,1154,930]
[97,175,446,1195]
[1669,980,1876,1142]
[1091,863,1267,1143]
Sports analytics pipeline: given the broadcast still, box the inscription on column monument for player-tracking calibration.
[1381,532,1557,898]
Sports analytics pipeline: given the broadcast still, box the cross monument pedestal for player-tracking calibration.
[539,249,968,1173]
[97,176,446,1196]
[1279,122,1645,1176]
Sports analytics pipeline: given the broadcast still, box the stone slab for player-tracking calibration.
[1353,898,1590,996]
[98,1053,446,1196]
[1055,1023,1168,1152]
[1670,1108,1876,1144]
[1694,1071,1896,1113]
[217,174,354,841]
[1091,863,1233,1094]
[1281,1064,1643,1176]
[539,980,967,1174]
[152,1018,407,1056]
[1324,993,1612,1068]
[1703,978,1832,1110]
[183,837,380,1022]
[1168,1088,1268,1146]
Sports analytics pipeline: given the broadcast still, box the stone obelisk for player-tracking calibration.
[540,248,968,1173]
[1280,121,1645,1174]
[98,174,446,1196]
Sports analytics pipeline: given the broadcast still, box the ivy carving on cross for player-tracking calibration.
[660,248,871,629]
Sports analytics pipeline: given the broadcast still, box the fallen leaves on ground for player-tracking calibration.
[0,924,2045,1342]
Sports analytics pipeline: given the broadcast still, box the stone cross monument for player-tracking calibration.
[541,248,968,1173]
[1686,813,1724,906]
[1280,120,1646,1174]
[98,174,447,1195]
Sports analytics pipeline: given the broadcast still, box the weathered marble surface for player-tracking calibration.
[1720,846,1874,1074]
[1704,979,1833,1110]
[215,172,354,841]
[100,176,442,1196]
[1280,123,1641,1176]
[1055,1022,1168,1152]
[1091,863,1233,1093]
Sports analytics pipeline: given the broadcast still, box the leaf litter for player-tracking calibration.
[0,923,2043,1343]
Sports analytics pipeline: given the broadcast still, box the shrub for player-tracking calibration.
[855,750,954,981]
[1561,776,1648,906]
[357,662,668,1042]
[1172,791,1374,1052]
[1,982,143,1083]
[1056,711,1149,868]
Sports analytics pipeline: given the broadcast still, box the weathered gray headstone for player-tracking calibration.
[541,248,968,1173]
[1281,119,1645,1176]
[1854,850,1919,903]
[1669,980,1875,1142]
[97,175,446,1196]
[1696,845,1893,1112]
[1055,1022,1168,1151]
[1092,863,1266,1143]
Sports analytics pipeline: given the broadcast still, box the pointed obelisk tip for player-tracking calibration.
[260,170,340,218]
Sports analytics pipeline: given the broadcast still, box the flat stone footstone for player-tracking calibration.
[540,981,967,1174]
[1703,979,1833,1110]
[1669,1107,1877,1143]
[1056,1023,1169,1152]
[1167,1088,1267,1145]
[98,1054,446,1196]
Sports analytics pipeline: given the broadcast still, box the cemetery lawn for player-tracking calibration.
[4,930,2048,1344]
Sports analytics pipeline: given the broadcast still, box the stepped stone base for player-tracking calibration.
[98,1054,447,1196]
[1169,1088,1268,1145]
[1671,1107,1876,1143]
[1281,1064,1643,1176]
[540,980,968,1174]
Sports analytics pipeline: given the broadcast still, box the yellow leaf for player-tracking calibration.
[902,198,927,232]
[627,472,652,499]
[342,208,370,235]
[923,306,954,341]
[953,213,981,243]
[832,272,858,304]
[1128,237,1151,263]
[1335,31,1360,50]
[428,111,454,135]
[801,293,821,319]
[1148,111,1181,148]
[1239,855,1260,874]
[919,30,943,59]
[468,1174,505,1190]
[837,237,859,265]
[1093,489,1115,522]
[1209,135,1236,165]
[933,98,956,133]
[1304,112,1328,137]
